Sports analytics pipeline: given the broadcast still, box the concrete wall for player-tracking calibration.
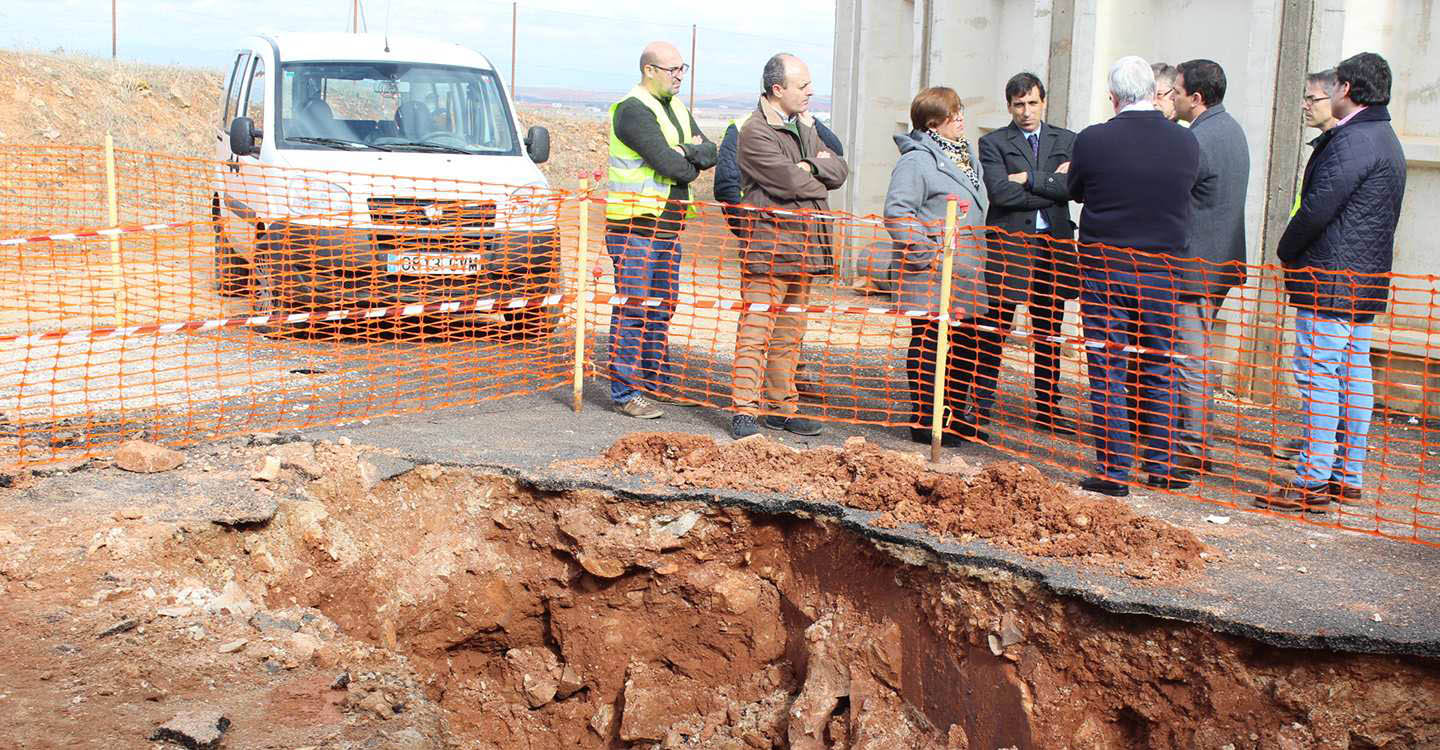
[835,0,1438,322]
[832,0,1440,407]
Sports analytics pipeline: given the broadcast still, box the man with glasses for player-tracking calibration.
[1273,68,1341,462]
[602,41,716,419]
[1303,69,1340,134]
[1152,62,1179,123]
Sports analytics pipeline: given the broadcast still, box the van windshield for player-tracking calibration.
[278,61,519,155]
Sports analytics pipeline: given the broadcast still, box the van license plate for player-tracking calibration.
[387,253,484,275]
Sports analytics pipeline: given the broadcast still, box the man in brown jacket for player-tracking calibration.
[731,53,849,439]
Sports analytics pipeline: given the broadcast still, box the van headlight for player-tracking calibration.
[287,178,352,215]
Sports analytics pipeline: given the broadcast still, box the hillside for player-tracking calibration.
[0,48,707,194]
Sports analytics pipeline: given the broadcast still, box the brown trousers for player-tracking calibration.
[732,272,812,414]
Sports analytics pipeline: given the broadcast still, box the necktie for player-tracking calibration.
[1027,131,1040,161]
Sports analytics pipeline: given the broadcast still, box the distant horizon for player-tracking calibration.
[0,0,835,99]
[0,44,834,114]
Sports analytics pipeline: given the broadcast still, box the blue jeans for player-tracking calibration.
[605,232,679,404]
[1292,309,1374,488]
[1080,270,1183,481]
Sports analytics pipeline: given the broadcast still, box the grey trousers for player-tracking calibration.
[1175,294,1224,455]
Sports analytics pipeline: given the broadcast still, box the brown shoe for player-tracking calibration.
[1326,481,1364,506]
[1253,481,1332,514]
[615,395,664,419]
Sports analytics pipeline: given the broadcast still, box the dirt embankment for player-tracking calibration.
[0,437,1436,748]
[0,48,711,194]
[598,432,1210,581]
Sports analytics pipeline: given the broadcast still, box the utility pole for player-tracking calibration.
[511,2,518,97]
[353,0,359,33]
[688,24,696,113]
[111,0,116,58]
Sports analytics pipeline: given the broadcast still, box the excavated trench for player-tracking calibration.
[233,440,1440,749]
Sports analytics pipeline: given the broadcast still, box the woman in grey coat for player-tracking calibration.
[883,87,993,445]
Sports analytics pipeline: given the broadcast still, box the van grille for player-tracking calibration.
[367,197,497,230]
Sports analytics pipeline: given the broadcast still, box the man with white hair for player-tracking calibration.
[1066,55,1201,497]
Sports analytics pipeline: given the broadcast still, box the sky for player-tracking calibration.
[1,0,836,97]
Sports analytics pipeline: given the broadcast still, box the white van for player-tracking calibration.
[212,32,556,334]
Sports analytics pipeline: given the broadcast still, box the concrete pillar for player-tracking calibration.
[1234,0,1315,403]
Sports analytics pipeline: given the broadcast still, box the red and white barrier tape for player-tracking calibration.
[0,221,194,247]
[598,293,1201,362]
[0,293,567,346]
[2,285,1201,365]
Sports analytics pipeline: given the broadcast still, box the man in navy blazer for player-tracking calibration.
[977,72,1081,437]
[1256,52,1406,514]
[1066,55,1201,497]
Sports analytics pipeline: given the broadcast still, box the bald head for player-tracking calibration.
[639,41,686,97]
[762,53,812,117]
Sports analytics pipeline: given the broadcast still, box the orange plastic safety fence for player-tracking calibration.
[1,145,576,466]
[580,192,1440,547]
[2,146,1437,547]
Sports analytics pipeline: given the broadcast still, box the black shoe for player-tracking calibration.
[731,414,760,439]
[950,407,990,442]
[1145,474,1193,491]
[762,415,823,436]
[1079,477,1130,497]
[1034,406,1076,436]
[909,427,969,447]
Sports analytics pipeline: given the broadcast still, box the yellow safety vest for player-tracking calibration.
[605,85,697,221]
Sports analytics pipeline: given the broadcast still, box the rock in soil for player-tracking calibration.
[96,618,138,638]
[250,455,282,482]
[113,440,185,473]
[202,493,278,526]
[150,707,230,749]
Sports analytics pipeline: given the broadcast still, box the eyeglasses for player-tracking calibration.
[1155,88,1173,98]
[647,63,689,78]
[1303,95,1330,105]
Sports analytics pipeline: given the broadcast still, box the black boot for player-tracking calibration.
[1034,400,1076,436]
[949,406,990,443]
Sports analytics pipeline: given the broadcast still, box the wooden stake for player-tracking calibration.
[103,133,126,326]
[573,177,590,413]
[930,196,959,463]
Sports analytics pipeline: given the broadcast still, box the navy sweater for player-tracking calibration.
[1067,109,1199,274]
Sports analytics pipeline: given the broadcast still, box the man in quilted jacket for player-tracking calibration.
[1255,52,1406,514]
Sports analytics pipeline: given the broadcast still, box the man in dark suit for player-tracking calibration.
[977,72,1080,436]
[1067,56,1201,497]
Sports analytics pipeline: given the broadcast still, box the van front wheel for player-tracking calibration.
[212,216,250,297]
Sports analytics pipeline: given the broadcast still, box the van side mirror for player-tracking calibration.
[229,116,261,156]
[525,125,550,164]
